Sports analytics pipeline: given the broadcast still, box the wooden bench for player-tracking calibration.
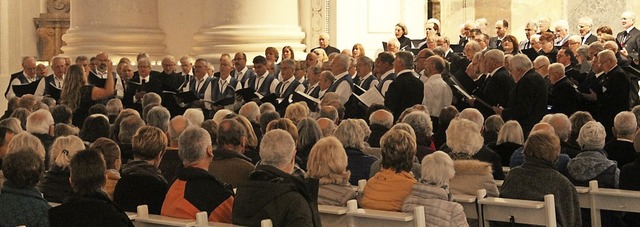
[478,190,557,227]
[588,180,640,227]
[575,186,590,208]
[132,205,254,227]
[318,204,349,227]
[345,199,426,227]
[453,189,486,220]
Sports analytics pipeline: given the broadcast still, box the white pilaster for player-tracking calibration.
[61,0,167,61]
[191,0,306,62]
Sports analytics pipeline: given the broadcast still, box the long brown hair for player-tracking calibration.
[61,64,86,111]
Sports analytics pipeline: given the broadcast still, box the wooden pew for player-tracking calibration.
[345,199,426,227]
[575,186,591,208]
[132,205,249,227]
[453,189,486,220]
[318,205,349,227]
[588,180,640,227]
[478,190,557,227]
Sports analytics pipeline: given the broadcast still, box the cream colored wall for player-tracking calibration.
[157,0,206,59]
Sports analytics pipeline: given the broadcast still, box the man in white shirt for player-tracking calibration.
[422,56,453,118]
[203,58,237,112]
[305,66,321,98]
[326,54,353,104]
[246,55,278,96]
[274,59,304,99]
[6,56,39,100]
[355,56,376,90]
[317,71,335,99]
[178,55,194,91]
[35,56,65,98]
[233,52,256,90]
[372,52,396,96]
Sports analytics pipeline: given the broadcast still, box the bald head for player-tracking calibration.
[317,118,336,137]
[168,116,191,147]
[369,109,394,128]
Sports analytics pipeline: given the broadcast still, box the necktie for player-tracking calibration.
[141,79,146,88]
[255,77,263,90]
[196,80,202,93]
[220,80,226,93]
[525,41,530,49]
[622,31,629,46]
[280,81,289,97]
[496,39,502,48]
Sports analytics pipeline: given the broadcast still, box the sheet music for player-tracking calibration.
[453,85,473,99]
[357,87,385,107]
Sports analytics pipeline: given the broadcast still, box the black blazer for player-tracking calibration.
[384,71,424,121]
[597,66,631,128]
[548,76,579,116]
[583,34,598,45]
[475,67,516,118]
[122,74,164,112]
[617,27,640,65]
[502,69,548,136]
[488,37,504,50]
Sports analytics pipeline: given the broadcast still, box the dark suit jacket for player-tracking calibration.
[475,67,516,118]
[548,76,579,116]
[311,45,340,55]
[502,69,548,136]
[583,34,598,45]
[5,70,23,97]
[446,52,466,75]
[617,27,640,65]
[488,37,504,50]
[597,66,631,132]
[122,74,164,112]
[384,71,424,121]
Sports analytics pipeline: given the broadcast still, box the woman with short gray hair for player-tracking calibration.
[567,121,619,190]
[334,119,377,185]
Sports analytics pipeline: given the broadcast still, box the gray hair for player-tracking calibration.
[217,119,245,146]
[332,54,350,71]
[446,118,484,155]
[239,102,260,123]
[369,109,394,128]
[548,63,565,76]
[118,116,145,144]
[526,20,539,30]
[26,109,54,135]
[577,121,606,150]
[421,151,455,186]
[259,102,276,114]
[401,111,433,138]
[318,106,338,122]
[554,19,569,31]
[578,17,593,27]
[576,46,590,61]
[7,132,46,161]
[334,119,366,150]
[106,98,123,116]
[317,118,336,137]
[146,106,170,132]
[297,118,323,150]
[184,108,205,126]
[141,92,162,108]
[458,108,484,129]
[0,118,23,134]
[614,111,637,137]
[395,51,414,69]
[484,115,504,133]
[260,129,296,168]
[357,56,374,69]
[485,49,505,65]
[178,126,212,164]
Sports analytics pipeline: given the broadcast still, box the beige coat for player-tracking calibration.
[449,160,499,197]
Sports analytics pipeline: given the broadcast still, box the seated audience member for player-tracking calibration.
[146,106,171,132]
[162,126,234,223]
[446,118,499,197]
[231,115,259,163]
[114,126,168,215]
[547,113,581,158]
[361,129,418,211]
[51,105,73,125]
[491,120,524,166]
[238,101,263,141]
[265,118,306,177]
[162,116,191,184]
[367,109,394,148]
[233,129,321,226]
[296,118,323,170]
[88,103,108,116]
[10,108,30,130]
[208,119,255,188]
[568,111,594,148]
[90,137,122,200]
[37,135,86,203]
[509,123,571,175]
[335,119,378,185]
[620,130,640,226]
[54,123,78,137]
[2,132,45,188]
[604,111,638,167]
[259,110,280,135]
[109,108,140,143]
[483,115,504,145]
[402,151,468,226]
[183,108,205,126]
[369,123,423,179]
[306,136,356,206]
[500,130,581,227]
[285,102,309,125]
[455,108,505,180]
[79,114,110,143]
[49,149,134,227]
[567,121,623,227]
[317,117,336,137]
[106,98,123,123]
[0,149,50,227]
[318,105,339,124]
[26,109,55,167]
[433,106,459,149]
[401,111,435,162]
[117,115,145,163]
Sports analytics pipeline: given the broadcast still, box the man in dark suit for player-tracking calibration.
[597,50,631,140]
[310,32,340,55]
[548,63,579,116]
[617,11,640,69]
[488,20,509,50]
[557,47,585,85]
[604,111,638,168]
[384,51,424,121]
[495,54,548,136]
[578,17,598,45]
[520,21,538,50]
[233,52,256,90]
[472,49,516,119]
[5,56,39,100]
[123,58,164,113]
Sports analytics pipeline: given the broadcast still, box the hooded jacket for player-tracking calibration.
[567,149,619,188]
[232,165,321,227]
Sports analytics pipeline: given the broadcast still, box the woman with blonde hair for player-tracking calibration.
[285,102,309,125]
[313,48,329,62]
[491,120,524,166]
[90,137,122,200]
[403,151,468,226]
[61,63,115,128]
[335,119,378,185]
[37,135,86,203]
[0,132,46,189]
[281,46,295,61]
[306,137,356,206]
[446,118,499,197]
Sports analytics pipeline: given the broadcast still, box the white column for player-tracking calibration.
[192,0,306,62]
[62,0,167,61]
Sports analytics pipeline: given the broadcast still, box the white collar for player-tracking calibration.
[335,71,348,79]
[626,27,635,34]
[380,69,394,79]
[359,72,373,81]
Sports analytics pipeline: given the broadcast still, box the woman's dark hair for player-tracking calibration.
[3,148,44,188]
[69,149,106,196]
[80,114,110,143]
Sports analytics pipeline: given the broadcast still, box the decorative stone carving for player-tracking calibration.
[34,11,69,61]
[47,0,70,14]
